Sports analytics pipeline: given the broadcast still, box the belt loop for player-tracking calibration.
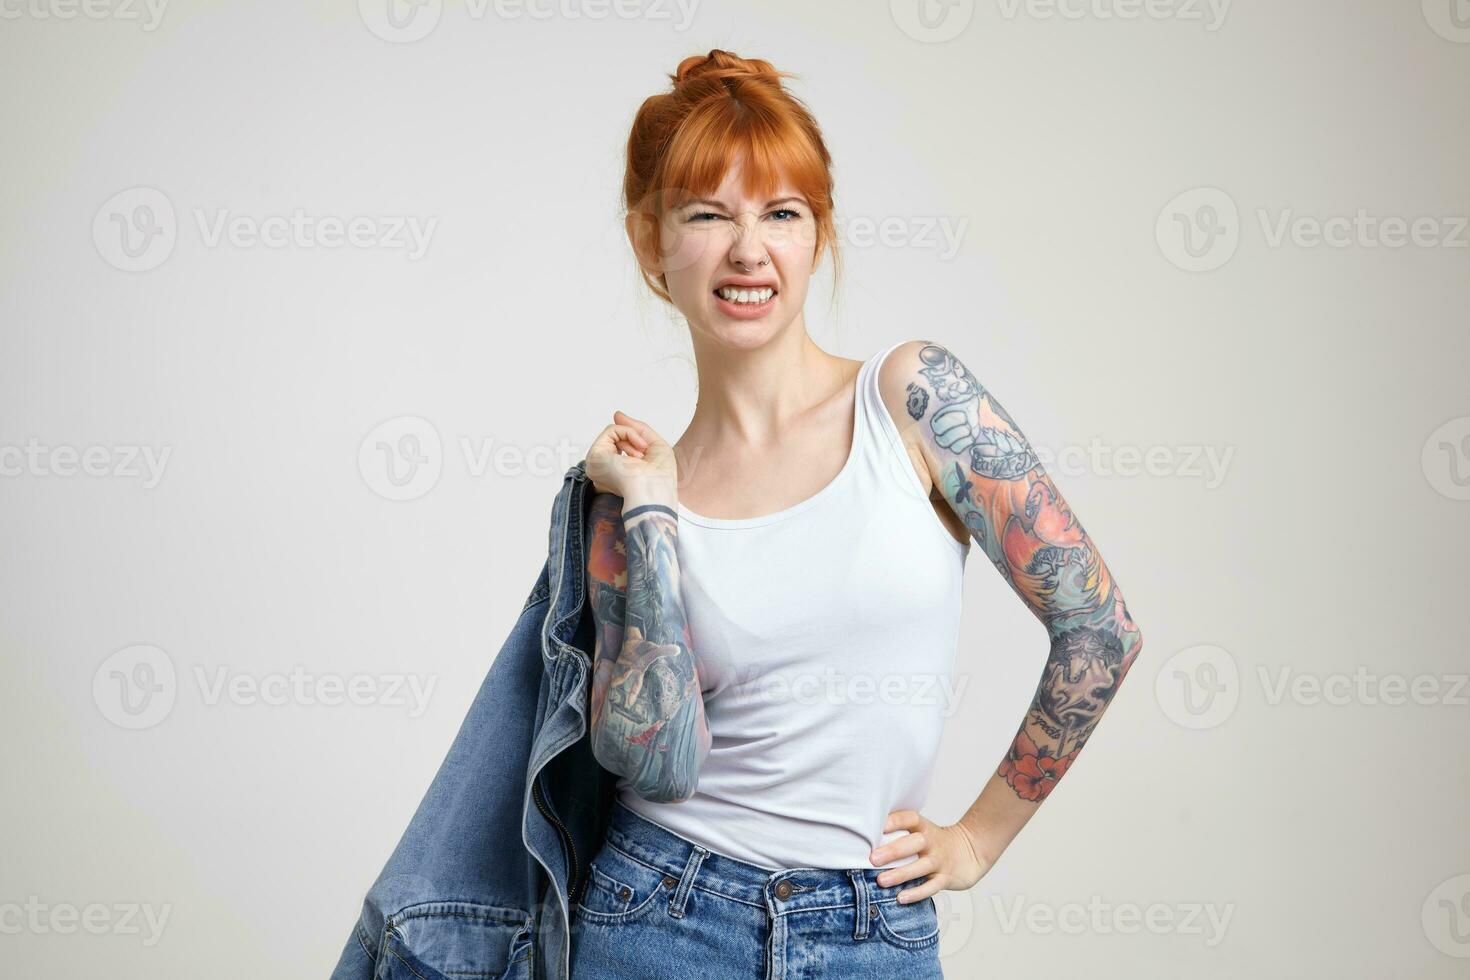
[847,869,871,940]
[667,844,708,918]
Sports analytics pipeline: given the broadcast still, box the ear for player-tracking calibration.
[625,210,663,279]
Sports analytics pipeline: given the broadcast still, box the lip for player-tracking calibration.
[712,281,778,320]
[712,276,779,292]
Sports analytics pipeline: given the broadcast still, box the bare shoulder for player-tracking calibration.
[876,340,942,422]
[874,339,949,494]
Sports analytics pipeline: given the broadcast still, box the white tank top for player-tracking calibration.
[615,340,970,871]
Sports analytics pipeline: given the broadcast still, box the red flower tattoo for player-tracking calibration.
[998,730,1079,802]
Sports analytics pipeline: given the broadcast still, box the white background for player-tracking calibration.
[2,0,1468,976]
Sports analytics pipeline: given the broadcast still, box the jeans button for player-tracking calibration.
[774,880,792,900]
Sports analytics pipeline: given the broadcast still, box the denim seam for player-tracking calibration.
[570,871,668,924]
[871,898,942,949]
[384,943,432,980]
[522,583,550,614]
[353,921,375,964]
[391,905,530,926]
[601,840,764,910]
[667,844,708,919]
[381,909,535,979]
[603,839,885,915]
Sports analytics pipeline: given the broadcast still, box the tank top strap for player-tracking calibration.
[853,340,933,503]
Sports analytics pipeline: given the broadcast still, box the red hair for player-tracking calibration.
[623,49,841,305]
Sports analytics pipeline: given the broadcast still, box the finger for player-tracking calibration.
[896,873,945,905]
[591,423,636,450]
[877,854,936,890]
[613,411,662,446]
[619,428,650,449]
[596,424,648,456]
[613,432,646,456]
[885,810,922,832]
[870,831,928,867]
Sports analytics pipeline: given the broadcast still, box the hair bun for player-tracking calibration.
[672,49,787,87]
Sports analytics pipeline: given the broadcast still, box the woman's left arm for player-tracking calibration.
[868,339,1145,903]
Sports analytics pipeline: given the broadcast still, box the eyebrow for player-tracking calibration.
[679,196,806,211]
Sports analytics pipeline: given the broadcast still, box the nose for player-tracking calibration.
[727,213,770,270]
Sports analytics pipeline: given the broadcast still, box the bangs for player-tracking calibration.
[653,102,831,214]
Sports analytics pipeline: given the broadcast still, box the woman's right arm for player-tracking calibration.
[584,489,712,803]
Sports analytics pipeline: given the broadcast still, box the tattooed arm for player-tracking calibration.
[880,339,1144,862]
[584,490,713,804]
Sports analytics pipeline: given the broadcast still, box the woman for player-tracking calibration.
[576,49,1144,978]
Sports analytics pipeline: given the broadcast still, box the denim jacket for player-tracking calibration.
[329,458,615,980]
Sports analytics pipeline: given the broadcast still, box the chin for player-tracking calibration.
[691,311,792,350]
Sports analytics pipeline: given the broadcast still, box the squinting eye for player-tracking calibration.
[688,212,725,222]
[771,209,803,221]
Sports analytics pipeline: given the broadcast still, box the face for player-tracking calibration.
[633,156,819,350]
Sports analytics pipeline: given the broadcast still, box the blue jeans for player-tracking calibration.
[569,798,944,978]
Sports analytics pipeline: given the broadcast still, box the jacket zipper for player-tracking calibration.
[532,772,582,906]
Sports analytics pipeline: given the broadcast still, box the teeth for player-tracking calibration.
[717,286,774,304]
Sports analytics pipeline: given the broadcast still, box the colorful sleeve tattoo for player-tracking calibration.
[584,492,712,804]
[893,341,1145,804]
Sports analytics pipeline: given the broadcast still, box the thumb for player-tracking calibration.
[613,410,663,446]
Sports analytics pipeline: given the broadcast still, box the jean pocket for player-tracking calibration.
[573,843,674,925]
[380,903,535,980]
[873,895,941,951]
